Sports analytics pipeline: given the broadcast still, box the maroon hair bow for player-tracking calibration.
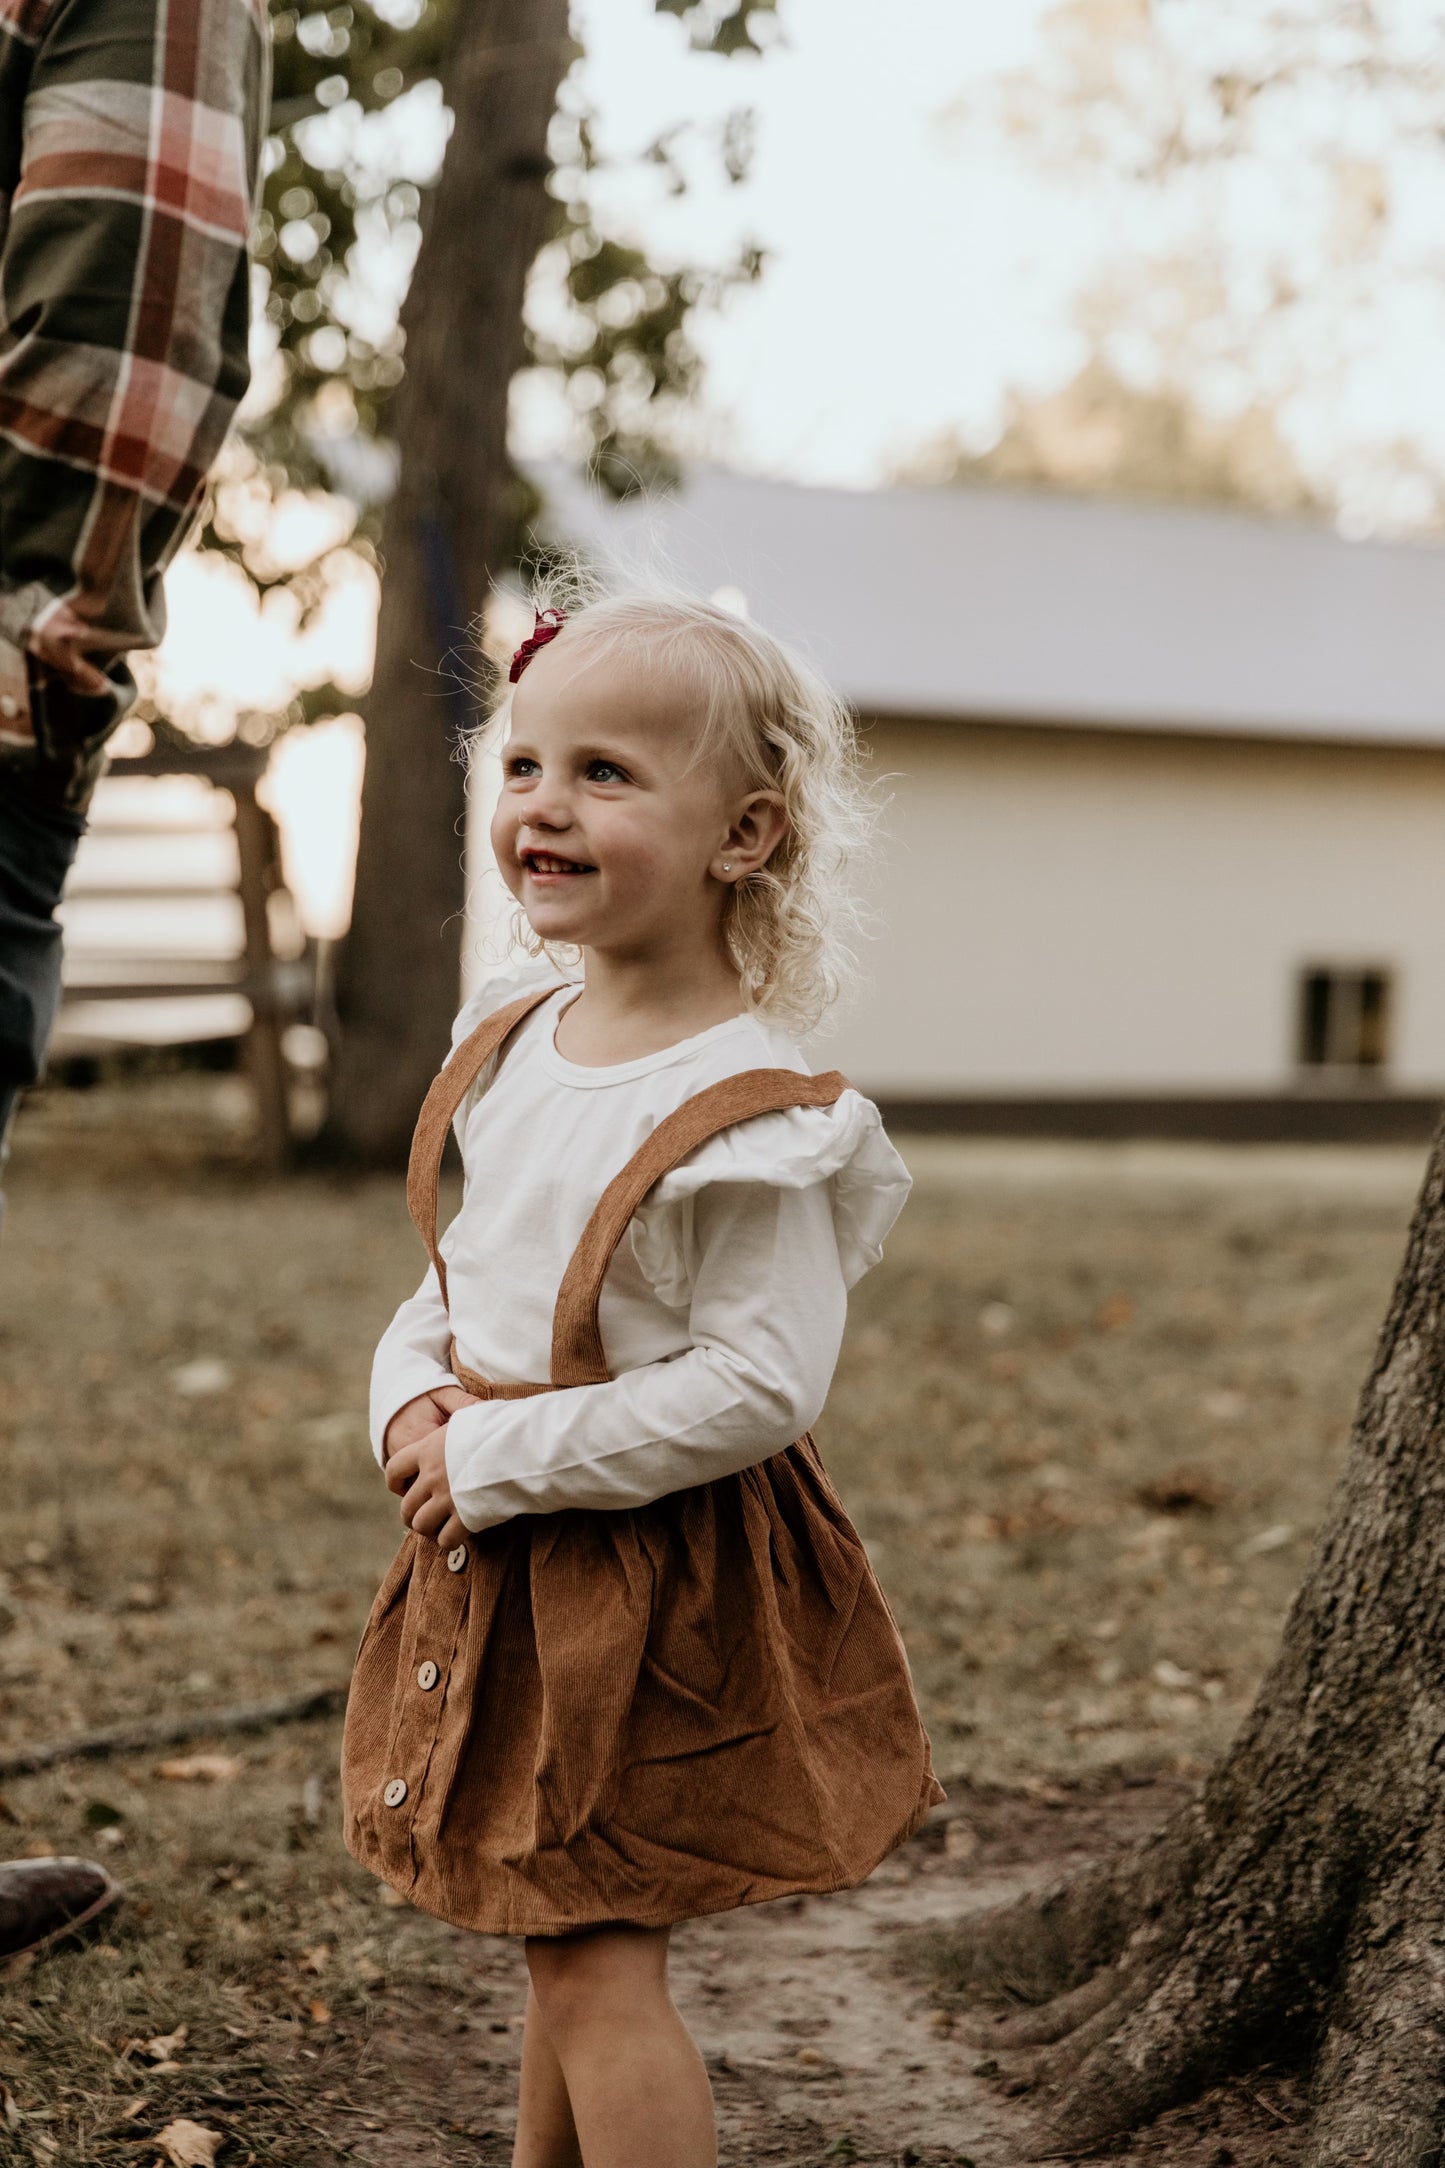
[509,605,567,684]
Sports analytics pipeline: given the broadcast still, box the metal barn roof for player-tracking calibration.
[538,465,1445,750]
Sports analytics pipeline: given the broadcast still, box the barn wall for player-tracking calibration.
[819,720,1445,1098]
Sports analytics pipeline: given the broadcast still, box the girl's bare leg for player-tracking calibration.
[524,1925,716,2168]
[513,1983,583,2168]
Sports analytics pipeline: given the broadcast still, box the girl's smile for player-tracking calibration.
[519,847,597,883]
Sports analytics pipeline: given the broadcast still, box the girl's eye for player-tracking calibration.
[504,756,540,779]
[586,759,627,783]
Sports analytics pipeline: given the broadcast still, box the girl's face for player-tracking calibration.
[491,638,784,963]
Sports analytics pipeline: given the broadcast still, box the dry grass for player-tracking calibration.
[0,1077,1423,2164]
[829,1139,1423,1785]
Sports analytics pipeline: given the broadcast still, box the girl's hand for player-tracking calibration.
[384,1389,481,1552]
[381,1385,479,1466]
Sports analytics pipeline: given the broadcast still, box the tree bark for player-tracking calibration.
[940,1115,1445,2162]
[328,0,570,1162]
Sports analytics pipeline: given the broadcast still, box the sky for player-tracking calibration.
[523,0,1082,483]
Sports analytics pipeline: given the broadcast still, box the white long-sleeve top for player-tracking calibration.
[369,966,912,1533]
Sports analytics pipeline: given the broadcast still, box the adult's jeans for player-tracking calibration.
[0,780,85,1168]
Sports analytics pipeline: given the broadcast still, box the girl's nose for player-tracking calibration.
[522,780,573,831]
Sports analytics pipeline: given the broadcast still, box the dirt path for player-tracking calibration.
[355,1784,1306,2167]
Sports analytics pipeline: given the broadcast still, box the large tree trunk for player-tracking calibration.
[944,1115,1445,2162]
[328,0,570,1162]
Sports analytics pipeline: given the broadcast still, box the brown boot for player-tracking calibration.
[0,1857,122,1958]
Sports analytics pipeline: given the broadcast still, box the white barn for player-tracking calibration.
[539,470,1445,1139]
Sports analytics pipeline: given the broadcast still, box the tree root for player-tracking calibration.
[941,1791,1445,2167]
[932,1797,1207,2010]
[964,1966,1124,2051]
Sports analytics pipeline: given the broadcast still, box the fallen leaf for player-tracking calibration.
[307,1997,332,2025]
[300,1942,330,1975]
[156,1756,242,1784]
[117,2098,148,2123]
[1,2084,18,2128]
[354,1955,385,1985]
[139,2025,189,2064]
[154,2119,223,2167]
[1096,1293,1134,1332]
[170,1358,233,1398]
[1239,1522,1296,1559]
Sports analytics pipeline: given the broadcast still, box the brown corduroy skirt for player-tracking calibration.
[342,1431,944,1936]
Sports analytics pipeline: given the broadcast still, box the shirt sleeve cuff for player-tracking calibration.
[443,1400,511,1529]
[0,582,64,649]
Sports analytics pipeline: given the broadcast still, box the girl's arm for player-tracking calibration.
[440,1178,848,1530]
[368,1264,464,1468]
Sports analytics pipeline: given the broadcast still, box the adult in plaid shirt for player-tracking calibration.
[0,0,267,1959]
[0,0,269,1180]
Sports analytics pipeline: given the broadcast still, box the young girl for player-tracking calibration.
[342,583,943,2168]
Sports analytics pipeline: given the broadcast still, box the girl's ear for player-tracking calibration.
[711,790,789,886]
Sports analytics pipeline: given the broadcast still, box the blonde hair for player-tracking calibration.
[478,563,877,1035]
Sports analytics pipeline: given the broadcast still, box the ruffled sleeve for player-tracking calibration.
[628,1088,911,1309]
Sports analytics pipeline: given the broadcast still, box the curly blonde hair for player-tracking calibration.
[478,563,877,1035]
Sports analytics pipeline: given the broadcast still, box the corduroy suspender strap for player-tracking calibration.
[405,985,561,1309]
[549,1068,851,1388]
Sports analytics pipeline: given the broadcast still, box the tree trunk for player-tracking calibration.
[942,1115,1445,2162]
[328,0,571,1162]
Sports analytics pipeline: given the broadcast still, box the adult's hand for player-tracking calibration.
[27,604,112,698]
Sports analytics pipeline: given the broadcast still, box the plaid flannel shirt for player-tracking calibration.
[0,0,268,807]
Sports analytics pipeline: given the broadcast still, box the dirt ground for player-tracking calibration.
[0,1075,1425,2164]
